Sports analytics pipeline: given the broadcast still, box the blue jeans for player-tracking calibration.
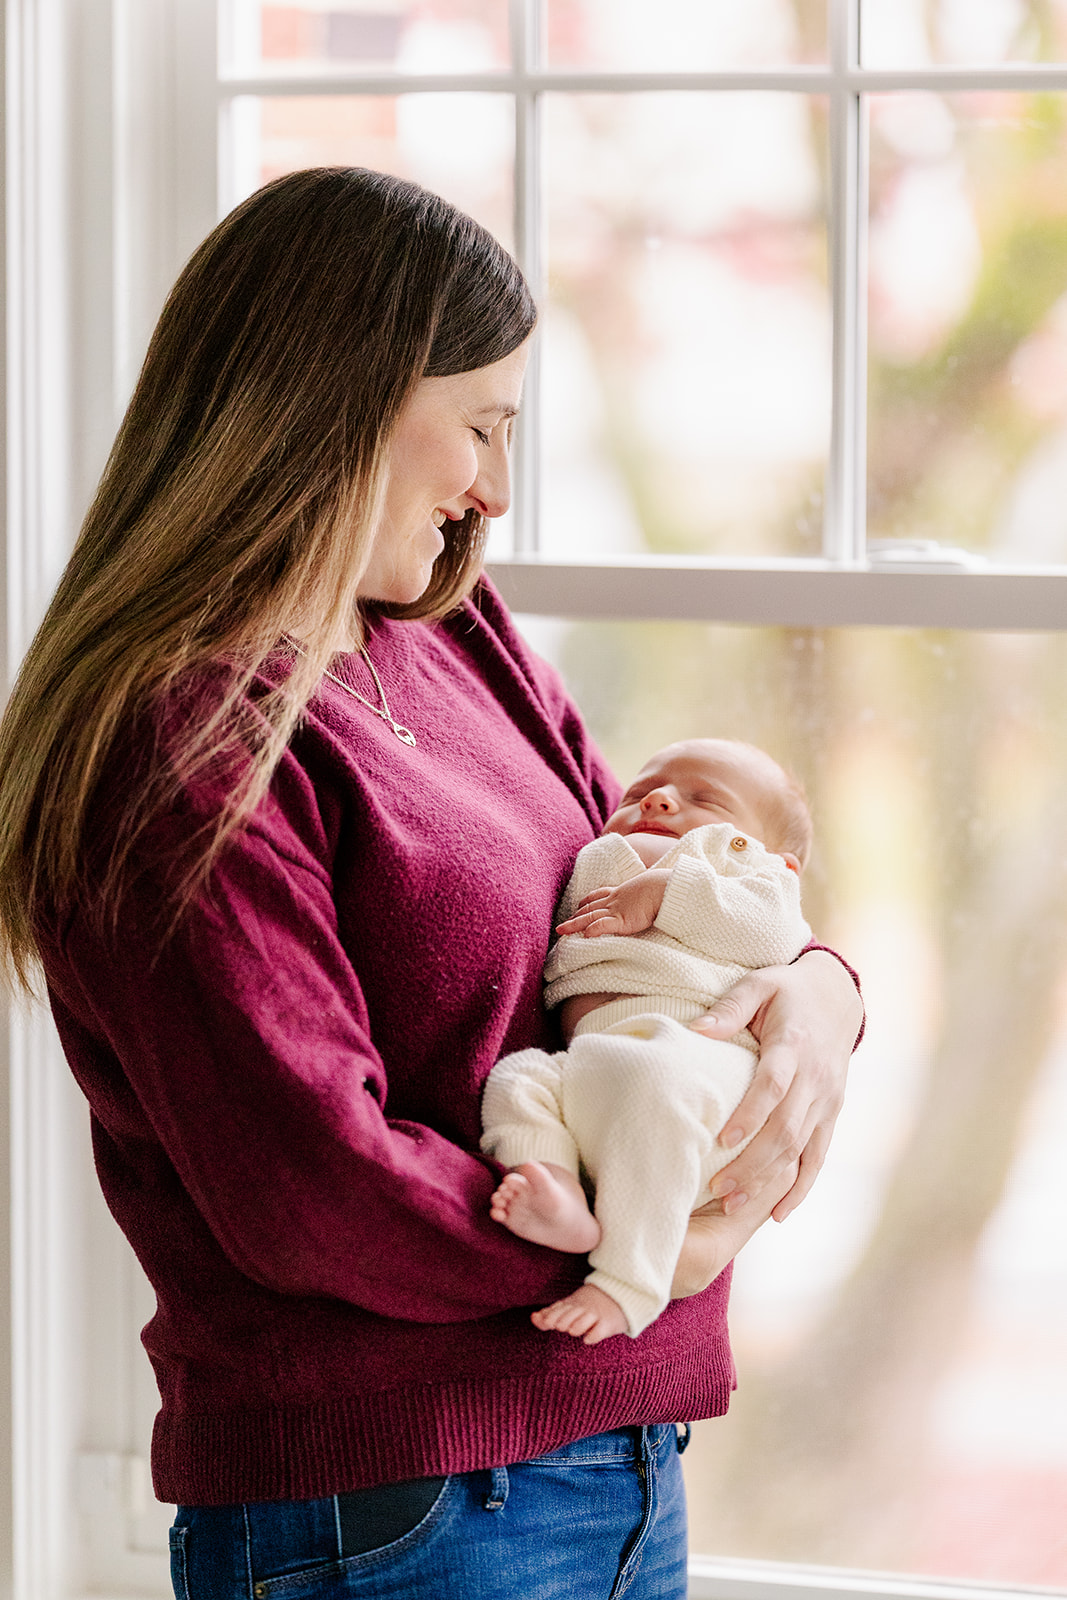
[169,1424,690,1599]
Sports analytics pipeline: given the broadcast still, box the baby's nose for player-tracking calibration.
[641,788,677,813]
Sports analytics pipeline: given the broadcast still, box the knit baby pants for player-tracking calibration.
[480,1010,756,1336]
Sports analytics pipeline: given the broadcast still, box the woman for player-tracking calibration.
[0,169,861,1599]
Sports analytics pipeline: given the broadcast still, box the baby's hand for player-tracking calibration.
[556,868,671,938]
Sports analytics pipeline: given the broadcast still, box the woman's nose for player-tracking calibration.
[466,438,512,520]
[640,787,677,814]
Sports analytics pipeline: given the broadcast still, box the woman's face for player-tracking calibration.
[358,339,531,605]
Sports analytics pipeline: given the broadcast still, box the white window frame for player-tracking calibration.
[3,2,1066,1598]
[220,0,1067,630]
[4,3,217,1596]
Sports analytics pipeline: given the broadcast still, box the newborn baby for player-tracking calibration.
[481,738,811,1343]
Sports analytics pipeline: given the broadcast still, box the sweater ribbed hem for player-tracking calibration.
[151,1338,737,1506]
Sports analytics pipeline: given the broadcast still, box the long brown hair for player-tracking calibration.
[0,168,536,989]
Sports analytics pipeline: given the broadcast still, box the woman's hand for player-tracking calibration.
[688,949,863,1224]
[671,1166,798,1297]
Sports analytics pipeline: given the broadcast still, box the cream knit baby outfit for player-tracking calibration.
[481,822,810,1336]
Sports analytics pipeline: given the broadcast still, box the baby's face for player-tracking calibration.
[602,740,775,848]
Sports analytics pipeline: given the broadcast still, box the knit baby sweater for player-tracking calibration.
[37,582,747,1507]
[544,824,812,1043]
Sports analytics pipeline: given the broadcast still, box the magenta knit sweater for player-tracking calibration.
[41,583,742,1507]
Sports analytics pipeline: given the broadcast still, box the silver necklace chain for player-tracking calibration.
[284,636,417,747]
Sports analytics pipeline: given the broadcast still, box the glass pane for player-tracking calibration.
[229,94,514,251]
[520,613,1067,1589]
[862,0,1067,66]
[547,0,828,70]
[868,93,1067,563]
[543,94,831,559]
[232,1,510,74]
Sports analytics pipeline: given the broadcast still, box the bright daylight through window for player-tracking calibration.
[219,0,1067,1590]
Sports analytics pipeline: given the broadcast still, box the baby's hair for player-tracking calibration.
[731,741,813,869]
[685,738,813,869]
[766,765,813,869]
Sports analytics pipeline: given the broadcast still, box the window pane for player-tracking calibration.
[228,94,514,250]
[546,0,828,70]
[519,614,1067,1588]
[868,93,1067,564]
[862,0,1067,66]
[542,93,830,559]
[231,1,510,73]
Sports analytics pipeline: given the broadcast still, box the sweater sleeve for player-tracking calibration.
[553,833,647,923]
[654,824,811,967]
[53,799,583,1326]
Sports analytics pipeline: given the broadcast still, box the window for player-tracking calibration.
[218,7,1067,1596]
[4,3,1066,1597]
[223,0,1067,609]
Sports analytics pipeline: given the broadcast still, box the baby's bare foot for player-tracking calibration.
[531,1283,630,1345]
[489,1162,601,1253]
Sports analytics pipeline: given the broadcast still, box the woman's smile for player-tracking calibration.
[357,340,530,605]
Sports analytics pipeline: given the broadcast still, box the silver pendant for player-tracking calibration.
[392,724,417,747]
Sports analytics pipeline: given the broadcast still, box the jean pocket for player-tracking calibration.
[336,1476,447,1556]
[248,1478,452,1598]
[169,1524,191,1600]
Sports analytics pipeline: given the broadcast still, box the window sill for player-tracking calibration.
[687,1555,1061,1600]
[485,557,1067,630]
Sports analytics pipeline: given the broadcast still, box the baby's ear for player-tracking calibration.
[781,852,801,875]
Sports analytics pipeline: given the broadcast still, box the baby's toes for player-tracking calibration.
[531,1298,569,1331]
[565,1308,598,1338]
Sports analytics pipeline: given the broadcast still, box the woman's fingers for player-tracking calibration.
[688,951,859,1218]
[689,968,799,1154]
[710,1083,823,1215]
[770,1114,836,1222]
[688,968,779,1045]
[720,1037,804,1153]
[671,1162,799,1297]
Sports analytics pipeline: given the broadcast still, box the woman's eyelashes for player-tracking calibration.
[472,426,492,446]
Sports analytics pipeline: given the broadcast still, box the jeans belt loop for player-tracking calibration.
[483,1465,509,1512]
